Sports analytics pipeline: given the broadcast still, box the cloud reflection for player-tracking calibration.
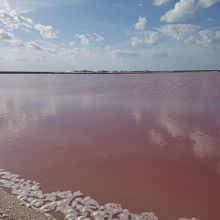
[190,129,217,159]
[129,96,220,174]
[149,129,166,147]
[0,91,58,145]
[131,105,143,123]
[159,114,189,138]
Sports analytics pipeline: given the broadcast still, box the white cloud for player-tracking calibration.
[161,0,220,23]
[0,27,48,51]
[75,33,104,45]
[104,45,113,51]
[144,31,160,45]
[160,24,199,41]
[130,36,143,46]
[0,0,58,41]
[160,24,220,47]
[199,0,219,7]
[9,0,84,13]
[71,47,90,57]
[207,17,213,21]
[130,31,159,46]
[0,10,33,30]
[0,28,22,45]
[34,24,58,39]
[94,33,104,41]
[0,0,10,11]
[0,28,15,40]
[114,51,141,58]
[153,0,170,6]
[186,30,220,46]
[24,41,43,51]
[76,34,90,45]
[134,17,147,31]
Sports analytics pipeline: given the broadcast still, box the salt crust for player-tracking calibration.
[0,168,199,220]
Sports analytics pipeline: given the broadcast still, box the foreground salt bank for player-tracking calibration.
[0,168,199,220]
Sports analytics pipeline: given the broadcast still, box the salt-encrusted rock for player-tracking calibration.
[31,199,44,207]
[178,218,200,220]
[83,196,99,207]
[141,212,159,220]
[71,201,78,207]
[0,168,162,220]
[31,185,40,191]
[44,193,57,202]
[57,191,72,198]
[119,213,129,220]
[65,213,78,220]
[92,210,106,220]
[73,191,83,197]
[40,202,57,212]
[75,216,89,220]
[27,197,35,203]
[131,214,143,220]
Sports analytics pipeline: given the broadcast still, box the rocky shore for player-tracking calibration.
[0,188,51,220]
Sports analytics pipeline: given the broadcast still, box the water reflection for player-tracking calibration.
[158,112,190,139]
[157,101,220,175]
[129,97,220,164]
[0,90,58,147]
[128,89,220,179]
[149,129,166,147]
[0,73,220,219]
[190,129,217,159]
[131,105,143,123]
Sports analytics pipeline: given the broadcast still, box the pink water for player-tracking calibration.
[0,72,220,220]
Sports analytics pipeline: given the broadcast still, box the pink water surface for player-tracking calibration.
[0,72,220,220]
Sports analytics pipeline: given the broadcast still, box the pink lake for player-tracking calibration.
[0,72,220,220]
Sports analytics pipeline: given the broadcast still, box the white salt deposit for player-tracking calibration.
[0,168,199,220]
[178,218,200,220]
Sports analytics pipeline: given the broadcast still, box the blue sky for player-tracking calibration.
[0,0,220,71]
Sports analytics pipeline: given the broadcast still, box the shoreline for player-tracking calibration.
[0,188,52,220]
[0,70,219,74]
[0,168,200,220]
[0,168,159,220]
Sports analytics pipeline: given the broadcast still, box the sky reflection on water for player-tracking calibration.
[0,73,220,219]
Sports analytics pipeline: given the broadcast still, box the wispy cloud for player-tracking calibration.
[153,0,171,6]
[0,0,59,41]
[130,31,160,46]
[159,24,220,47]
[0,28,15,41]
[9,0,85,13]
[75,33,104,45]
[0,10,33,30]
[0,0,10,11]
[34,24,58,39]
[161,0,220,23]
[114,51,141,58]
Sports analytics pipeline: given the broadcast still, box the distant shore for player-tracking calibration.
[0,70,219,74]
